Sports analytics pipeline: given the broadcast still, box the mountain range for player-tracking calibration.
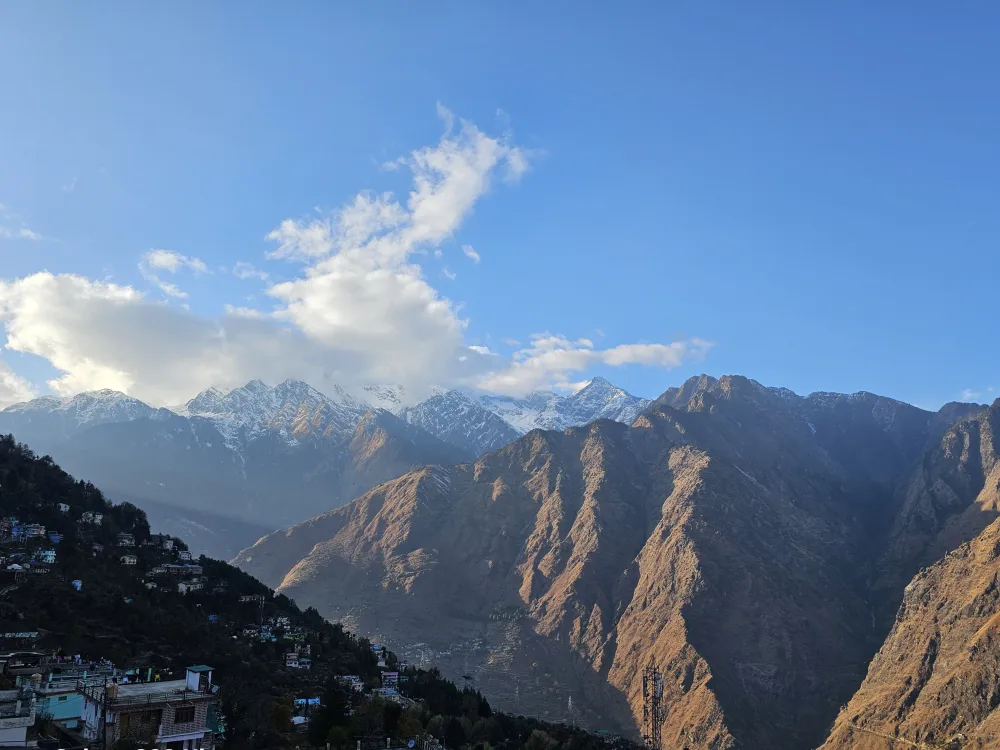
[9,371,1000,747]
[233,374,997,749]
[0,376,649,557]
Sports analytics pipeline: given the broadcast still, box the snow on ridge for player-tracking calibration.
[475,378,649,434]
[1,376,654,460]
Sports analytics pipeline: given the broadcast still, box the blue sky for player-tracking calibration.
[1,3,998,408]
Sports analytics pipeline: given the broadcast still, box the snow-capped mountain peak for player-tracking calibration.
[475,379,650,434]
[399,389,521,457]
[354,384,407,412]
[558,377,651,426]
[61,389,162,426]
[180,379,371,455]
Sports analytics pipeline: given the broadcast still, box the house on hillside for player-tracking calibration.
[120,555,138,566]
[0,687,36,747]
[34,549,56,565]
[48,532,63,544]
[25,663,115,729]
[162,537,175,551]
[57,503,70,514]
[80,665,219,749]
[116,533,135,548]
[25,524,46,538]
[178,580,203,595]
[80,511,103,524]
[92,543,104,555]
[177,550,193,561]
[338,675,364,692]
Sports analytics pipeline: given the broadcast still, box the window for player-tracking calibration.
[174,706,196,723]
[57,695,68,702]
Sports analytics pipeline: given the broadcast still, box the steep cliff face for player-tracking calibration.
[821,515,1000,750]
[876,404,1000,615]
[238,375,965,748]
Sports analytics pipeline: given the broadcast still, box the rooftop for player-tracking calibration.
[82,678,216,707]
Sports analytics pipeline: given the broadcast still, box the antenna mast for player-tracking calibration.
[642,661,666,750]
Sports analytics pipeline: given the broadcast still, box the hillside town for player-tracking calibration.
[0,514,418,748]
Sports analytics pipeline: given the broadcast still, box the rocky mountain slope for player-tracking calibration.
[819,402,1000,749]
[822,521,1000,749]
[235,375,986,748]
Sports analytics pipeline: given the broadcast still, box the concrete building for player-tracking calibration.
[0,687,35,746]
[80,665,218,749]
[25,664,116,729]
[120,555,138,566]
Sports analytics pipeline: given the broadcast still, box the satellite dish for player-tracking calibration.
[408,740,415,748]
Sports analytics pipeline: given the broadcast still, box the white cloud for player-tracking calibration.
[0,107,713,405]
[0,227,43,241]
[144,250,209,275]
[462,244,481,263]
[138,250,210,300]
[960,388,982,402]
[477,334,713,395]
[442,267,456,280]
[231,262,269,281]
[0,203,44,242]
[502,337,520,347]
[0,355,35,408]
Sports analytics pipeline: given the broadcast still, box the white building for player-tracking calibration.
[120,555,138,566]
[178,580,204,594]
[58,503,70,514]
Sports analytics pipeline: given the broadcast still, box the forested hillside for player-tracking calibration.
[0,435,634,750]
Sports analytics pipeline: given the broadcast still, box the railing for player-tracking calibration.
[79,683,218,707]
